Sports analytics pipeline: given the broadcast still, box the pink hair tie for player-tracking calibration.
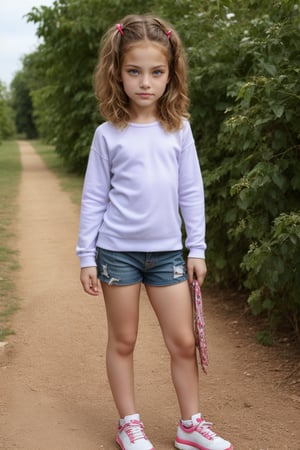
[166,30,172,39]
[116,23,124,35]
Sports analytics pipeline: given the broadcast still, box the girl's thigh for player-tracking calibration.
[101,282,141,341]
[145,281,194,349]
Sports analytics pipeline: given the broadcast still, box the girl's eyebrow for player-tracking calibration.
[123,64,168,69]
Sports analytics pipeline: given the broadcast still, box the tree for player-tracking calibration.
[10,65,37,139]
[0,81,16,141]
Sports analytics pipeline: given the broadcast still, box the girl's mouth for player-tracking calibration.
[138,93,153,98]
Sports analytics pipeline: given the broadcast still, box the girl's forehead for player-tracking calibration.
[123,41,168,61]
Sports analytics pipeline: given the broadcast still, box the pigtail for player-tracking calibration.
[154,18,190,129]
[94,23,130,125]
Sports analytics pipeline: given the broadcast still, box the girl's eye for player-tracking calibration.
[153,70,163,76]
[128,69,139,75]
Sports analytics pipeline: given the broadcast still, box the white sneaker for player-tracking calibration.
[116,413,155,450]
[175,413,233,450]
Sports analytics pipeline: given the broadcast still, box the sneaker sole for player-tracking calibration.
[116,437,155,450]
[175,440,233,450]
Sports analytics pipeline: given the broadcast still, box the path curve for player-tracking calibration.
[0,141,299,449]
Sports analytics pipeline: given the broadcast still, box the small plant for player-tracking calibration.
[255,330,273,347]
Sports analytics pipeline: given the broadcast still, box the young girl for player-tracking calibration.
[76,14,233,450]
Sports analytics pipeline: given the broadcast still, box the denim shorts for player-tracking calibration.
[96,248,187,286]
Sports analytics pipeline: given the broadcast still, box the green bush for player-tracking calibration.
[242,213,300,335]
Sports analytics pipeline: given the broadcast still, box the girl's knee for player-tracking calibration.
[167,333,196,359]
[109,333,137,356]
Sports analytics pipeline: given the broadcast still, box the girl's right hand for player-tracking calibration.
[80,266,100,296]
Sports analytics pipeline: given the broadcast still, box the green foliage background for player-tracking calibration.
[9,0,300,338]
[0,82,16,142]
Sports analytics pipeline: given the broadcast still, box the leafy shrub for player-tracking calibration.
[173,0,300,335]
[242,213,300,335]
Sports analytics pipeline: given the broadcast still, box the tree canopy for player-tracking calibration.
[0,82,15,141]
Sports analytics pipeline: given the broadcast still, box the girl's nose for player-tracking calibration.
[140,74,150,88]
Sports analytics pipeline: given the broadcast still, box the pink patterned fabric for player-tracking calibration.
[191,280,208,374]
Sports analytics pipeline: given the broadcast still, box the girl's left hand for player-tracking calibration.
[187,257,207,286]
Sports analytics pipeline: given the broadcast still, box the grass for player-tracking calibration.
[30,140,84,206]
[0,140,21,341]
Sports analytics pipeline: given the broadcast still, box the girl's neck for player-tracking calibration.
[128,105,159,124]
[130,116,158,124]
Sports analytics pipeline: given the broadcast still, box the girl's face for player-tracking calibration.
[120,42,169,121]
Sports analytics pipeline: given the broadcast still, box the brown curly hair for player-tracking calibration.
[94,14,190,131]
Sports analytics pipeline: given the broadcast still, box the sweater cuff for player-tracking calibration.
[80,256,97,268]
[188,248,206,259]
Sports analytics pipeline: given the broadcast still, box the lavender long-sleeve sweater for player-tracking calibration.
[76,120,206,268]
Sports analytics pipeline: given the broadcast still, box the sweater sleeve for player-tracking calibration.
[179,123,207,258]
[76,130,111,268]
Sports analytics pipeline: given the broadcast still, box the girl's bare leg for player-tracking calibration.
[146,281,199,420]
[101,282,141,418]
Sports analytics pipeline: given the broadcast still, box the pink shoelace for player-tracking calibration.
[119,420,148,444]
[195,417,217,441]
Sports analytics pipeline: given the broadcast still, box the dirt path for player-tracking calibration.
[0,141,299,450]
